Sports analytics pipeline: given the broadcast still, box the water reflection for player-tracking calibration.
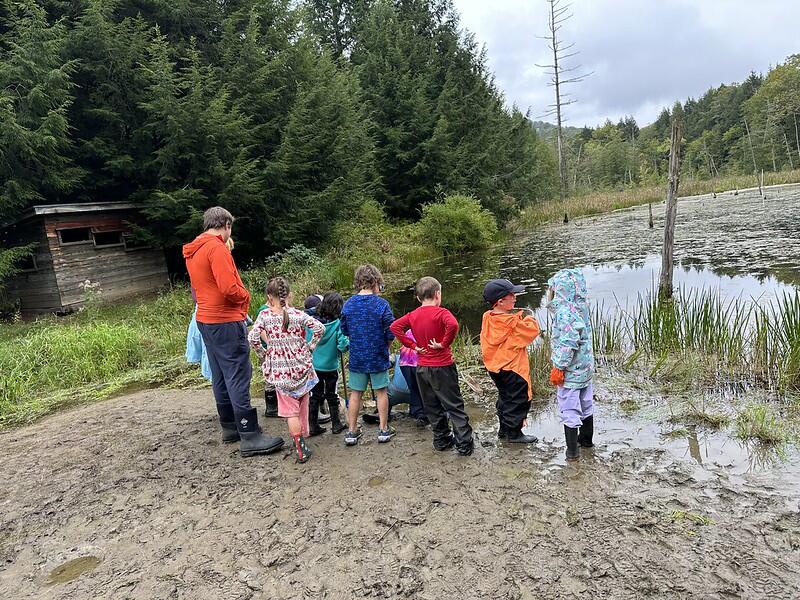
[390,186,799,332]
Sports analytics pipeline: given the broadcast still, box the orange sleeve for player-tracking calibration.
[508,315,540,349]
[209,245,250,306]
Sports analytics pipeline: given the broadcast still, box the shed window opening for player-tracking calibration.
[92,230,124,248]
[19,254,38,272]
[57,227,92,245]
[123,233,151,251]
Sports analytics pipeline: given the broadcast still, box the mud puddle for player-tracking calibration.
[465,376,800,512]
[47,556,102,585]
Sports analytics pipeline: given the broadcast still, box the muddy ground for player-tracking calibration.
[1,384,799,600]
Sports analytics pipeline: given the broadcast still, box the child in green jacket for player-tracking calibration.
[308,292,349,435]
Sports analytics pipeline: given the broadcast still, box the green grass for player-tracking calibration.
[735,402,789,445]
[517,169,800,227]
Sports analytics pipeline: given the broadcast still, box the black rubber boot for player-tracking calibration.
[237,408,284,457]
[329,398,346,434]
[308,394,326,437]
[497,424,508,440]
[578,415,594,448]
[507,429,538,444]
[264,388,279,418]
[564,425,580,461]
[220,422,239,444]
[217,402,240,443]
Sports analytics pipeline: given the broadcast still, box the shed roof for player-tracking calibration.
[1,202,139,229]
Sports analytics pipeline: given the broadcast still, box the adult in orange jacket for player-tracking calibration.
[183,207,283,457]
[480,279,541,443]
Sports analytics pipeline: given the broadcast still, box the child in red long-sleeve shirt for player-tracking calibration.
[390,277,474,455]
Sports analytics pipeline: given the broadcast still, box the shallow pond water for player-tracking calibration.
[391,184,800,332]
[388,184,800,497]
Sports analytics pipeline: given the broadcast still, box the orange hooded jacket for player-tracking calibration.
[480,311,541,399]
[183,233,250,323]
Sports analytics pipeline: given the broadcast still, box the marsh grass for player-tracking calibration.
[735,402,788,445]
[518,169,800,227]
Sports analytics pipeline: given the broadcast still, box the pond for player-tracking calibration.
[388,184,800,492]
[390,184,800,333]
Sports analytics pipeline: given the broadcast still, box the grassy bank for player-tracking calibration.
[518,169,800,227]
[0,196,502,427]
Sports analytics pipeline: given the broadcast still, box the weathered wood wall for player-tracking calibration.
[4,225,61,313]
[45,212,169,310]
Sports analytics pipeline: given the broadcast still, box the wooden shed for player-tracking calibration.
[1,202,169,315]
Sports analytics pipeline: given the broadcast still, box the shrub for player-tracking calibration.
[417,194,498,254]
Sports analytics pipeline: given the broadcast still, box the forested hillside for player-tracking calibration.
[0,0,557,267]
[552,56,800,190]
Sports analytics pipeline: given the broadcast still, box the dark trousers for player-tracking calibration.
[197,321,253,422]
[400,365,425,418]
[416,365,473,449]
[311,370,339,413]
[488,370,531,434]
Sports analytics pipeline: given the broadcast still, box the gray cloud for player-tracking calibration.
[453,0,800,127]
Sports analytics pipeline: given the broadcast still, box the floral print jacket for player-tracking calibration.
[248,307,324,395]
[547,268,594,389]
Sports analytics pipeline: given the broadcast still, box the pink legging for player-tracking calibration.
[276,391,309,437]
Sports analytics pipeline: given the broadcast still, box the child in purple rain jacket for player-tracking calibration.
[547,268,595,462]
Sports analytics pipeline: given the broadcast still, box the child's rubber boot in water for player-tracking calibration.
[507,428,538,444]
[328,399,346,434]
[578,415,594,448]
[264,388,279,418]
[237,408,285,457]
[564,425,580,461]
[292,434,312,463]
[307,395,326,437]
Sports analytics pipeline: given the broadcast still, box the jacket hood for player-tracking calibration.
[547,268,587,311]
[183,233,222,259]
[482,311,526,346]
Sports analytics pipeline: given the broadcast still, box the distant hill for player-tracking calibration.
[532,120,583,140]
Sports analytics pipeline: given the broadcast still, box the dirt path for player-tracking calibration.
[1,388,799,599]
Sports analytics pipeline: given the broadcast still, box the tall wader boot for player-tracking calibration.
[578,415,594,448]
[264,388,279,418]
[237,408,285,457]
[564,425,580,462]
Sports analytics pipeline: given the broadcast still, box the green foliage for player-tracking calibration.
[417,194,498,254]
[0,0,82,219]
[1,0,558,269]
[735,403,788,445]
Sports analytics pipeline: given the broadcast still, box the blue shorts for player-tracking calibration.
[349,370,390,392]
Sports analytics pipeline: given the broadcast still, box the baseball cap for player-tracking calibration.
[304,294,323,310]
[482,279,526,306]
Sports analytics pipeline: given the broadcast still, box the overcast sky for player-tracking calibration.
[452,0,800,128]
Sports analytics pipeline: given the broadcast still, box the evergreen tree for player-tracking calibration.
[0,0,82,217]
[138,33,261,257]
[66,0,152,202]
[268,54,378,248]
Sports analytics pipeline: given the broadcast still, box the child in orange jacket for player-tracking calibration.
[480,279,541,443]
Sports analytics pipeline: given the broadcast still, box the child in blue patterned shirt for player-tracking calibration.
[340,264,395,446]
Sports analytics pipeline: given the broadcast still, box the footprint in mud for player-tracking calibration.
[47,556,102,585]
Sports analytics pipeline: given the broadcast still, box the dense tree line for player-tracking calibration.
[544,56,800,190]
[0,0,558,269]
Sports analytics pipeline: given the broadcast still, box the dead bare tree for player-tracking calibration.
[659,105,683,300]
[537,0,591,201]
